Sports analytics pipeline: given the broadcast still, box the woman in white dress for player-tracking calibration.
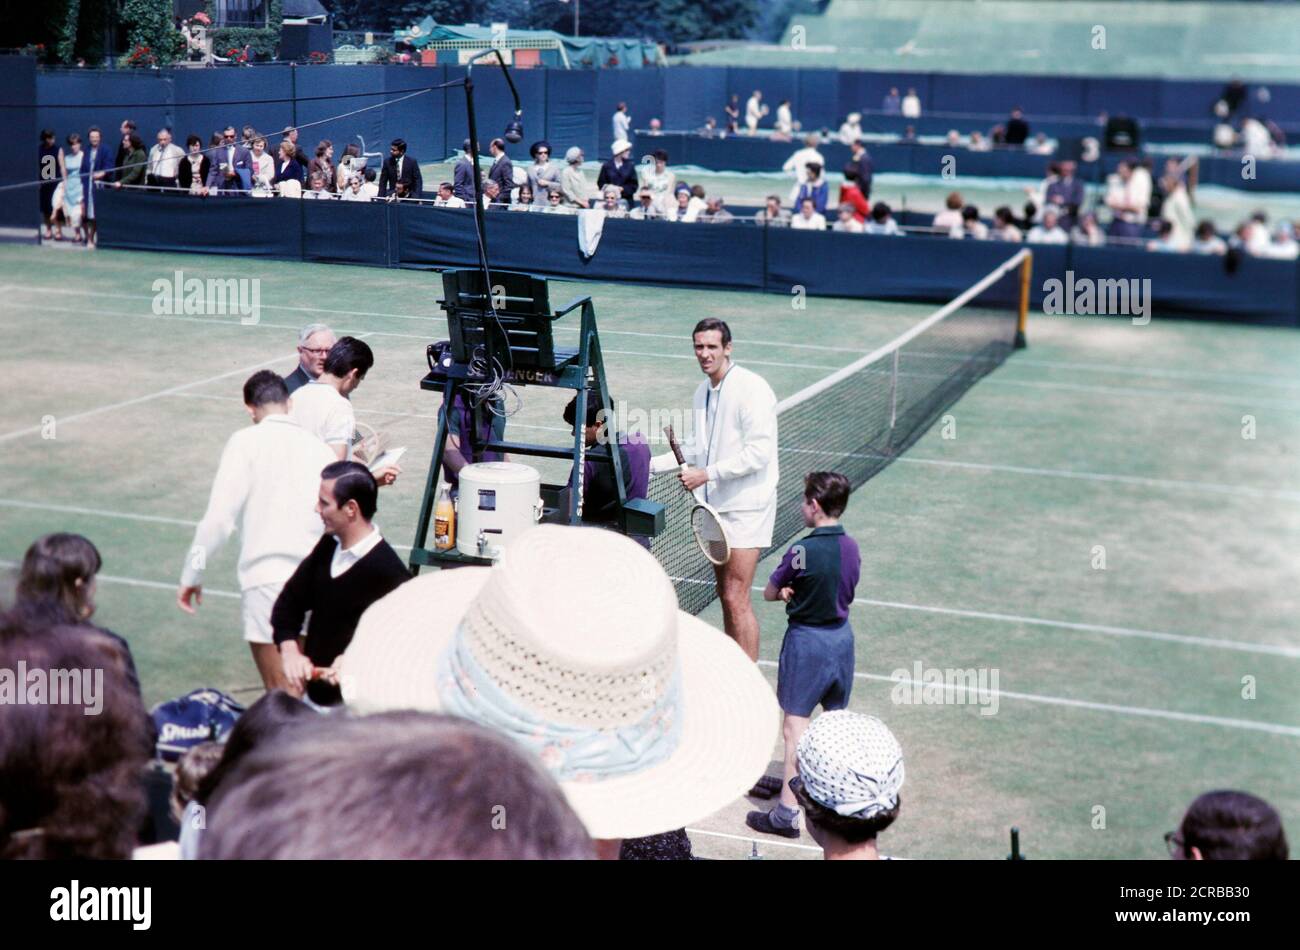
[249,137,275,197]
[639,149,676,216]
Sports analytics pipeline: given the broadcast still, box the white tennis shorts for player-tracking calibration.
[720,496,777,549]
[241,582,282,644]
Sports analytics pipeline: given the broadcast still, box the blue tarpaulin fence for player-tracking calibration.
[26,61,1300,196]
[94,188,1300,327]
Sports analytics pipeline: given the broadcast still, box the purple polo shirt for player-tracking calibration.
[768,524,860,627]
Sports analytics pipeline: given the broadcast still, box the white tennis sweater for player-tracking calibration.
[181,414,336,591]
[650,363,779,512]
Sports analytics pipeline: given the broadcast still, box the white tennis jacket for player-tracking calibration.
[650,363,780,512]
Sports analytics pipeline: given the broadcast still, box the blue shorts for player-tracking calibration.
[776,619,855,717]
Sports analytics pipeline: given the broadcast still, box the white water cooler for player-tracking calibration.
[456,462,544,560]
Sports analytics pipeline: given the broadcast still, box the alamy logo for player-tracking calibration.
[1042,270,1151,325]
[50,881,151,930]
[0,663,103,715]
[152,269,261,325]
[889,661,1000,716]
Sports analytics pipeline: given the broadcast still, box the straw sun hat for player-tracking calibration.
[339,524,779,840]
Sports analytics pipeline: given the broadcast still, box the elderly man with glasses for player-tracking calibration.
[284,323,336,395]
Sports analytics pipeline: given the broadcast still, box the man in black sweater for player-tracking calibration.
[272,461,409,706]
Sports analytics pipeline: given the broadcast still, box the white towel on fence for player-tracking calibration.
[578,209,607,258]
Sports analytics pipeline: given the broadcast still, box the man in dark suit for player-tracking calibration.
[205,125,253,194]
[486,138,514,203]
[113,119,136,182]
[1005,108,1030,146]
[452,139,477,203]
[848,139,874,201]
[378,138,422,199]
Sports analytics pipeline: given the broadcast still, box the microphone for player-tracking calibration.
[504,111,524,144]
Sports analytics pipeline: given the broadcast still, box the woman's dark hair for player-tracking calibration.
[994,206,1014,226]
[194,690,316,808]
[804,471,852,518]
[962,205,980,222]
[41,129,55,143]
[15,533,101,627]
[692,317,732,346]
[1195,220,1216,240]
[128,132,144,152]
[66,132,80,147]
[1179,790,1288,860]
[793,777,901,844]
[872,202,891,222]
[805,161,822,177]
[315,139,331,158]
[187,134,201,148]
[842,163,859,182]
[653,149,669,163]
[0,617,149,859]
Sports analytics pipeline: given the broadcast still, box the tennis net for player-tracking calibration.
[648,249,1032,615]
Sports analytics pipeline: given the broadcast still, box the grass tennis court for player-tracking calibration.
[1,242,1297,860]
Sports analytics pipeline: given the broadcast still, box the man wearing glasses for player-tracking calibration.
[284,323,336,395]
[204,125,252,195]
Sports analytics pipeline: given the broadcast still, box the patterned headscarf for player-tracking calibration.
[796,711,904,819]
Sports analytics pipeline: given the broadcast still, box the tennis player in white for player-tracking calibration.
[651,317,779,660]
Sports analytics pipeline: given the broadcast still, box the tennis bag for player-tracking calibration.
[150,688,245,762]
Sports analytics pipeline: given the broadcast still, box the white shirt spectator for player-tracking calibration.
[612,109,631,144]
[901,91,921,118]
[838,114,863,146]
[1027,223,1069,244]
[436,194,467,208]
[148,141,185,179]
[932,208,963,231]
[864,219,902,236]
[339,185,369,202]
[790,210,827,230]
[1241,118,1275,157]
[782,144,826,186]
[180,414,335,592]
[360,180,379,200]
[775,102,793,136]
[992,223,1024,242]
[745,94,766,133]
[1193,235,1227,254]
[833,216,864,233]
[289,381,355,456]
[1105,168,1151,225]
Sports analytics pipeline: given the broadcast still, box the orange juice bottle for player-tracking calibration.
[434,487,455,551]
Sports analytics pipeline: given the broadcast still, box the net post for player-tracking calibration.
[1015,250,1031,349]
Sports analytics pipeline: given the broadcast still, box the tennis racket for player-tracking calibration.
[664,425,731,565]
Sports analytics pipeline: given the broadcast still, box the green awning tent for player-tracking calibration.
[393,20,662,69]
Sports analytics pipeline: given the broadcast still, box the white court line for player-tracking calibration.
[13,301,1300,410]
[754,662,1300,738]
[0,351,298,443]
[685,827,823,854]
[3,553,1290,736]
[845,594,1300,659]
[0,499,197,527]
[8,283,1299,390]
[0,560,239,599]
